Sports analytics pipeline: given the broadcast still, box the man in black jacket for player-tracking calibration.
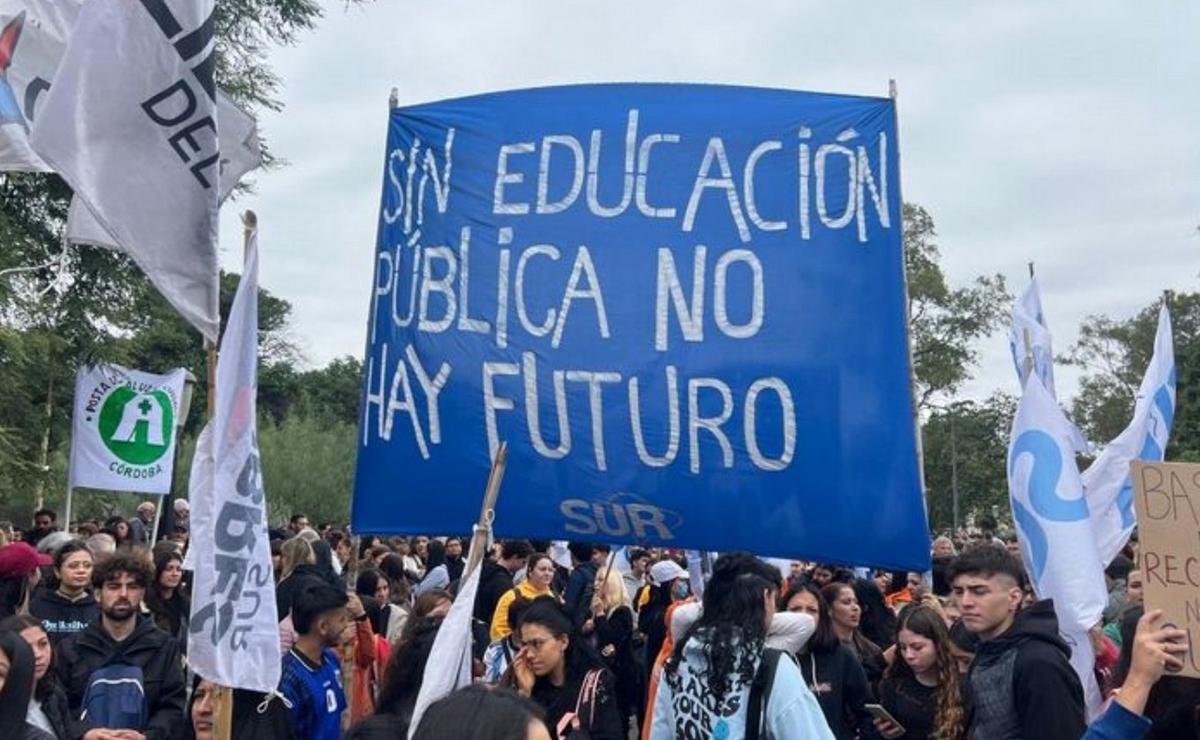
[950,546,1085,740]
[57,553,186,740]
[473,539,533,626]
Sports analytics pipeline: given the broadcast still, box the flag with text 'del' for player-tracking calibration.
[29,0,219,342]
[186,229,280,693]
[1082,305,1175,565]
[1008,373,1106,717]
[67,94,263,248]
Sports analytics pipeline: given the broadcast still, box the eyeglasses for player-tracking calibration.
[522,637,554,652]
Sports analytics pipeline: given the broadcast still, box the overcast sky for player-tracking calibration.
[218,1,1200,406]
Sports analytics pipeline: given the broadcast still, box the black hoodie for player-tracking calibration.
[967,599,1085,740]
[798,642,875,740]
[55,614,186,740]
[27,588,100,647]
[274,562,326,621]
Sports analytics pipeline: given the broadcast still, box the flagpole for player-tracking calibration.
[465,442,509,578]
[1028,261,1035,280]
[889,79,929,523]
[209,211,258,740]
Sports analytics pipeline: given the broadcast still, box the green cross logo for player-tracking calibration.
[97,387,175,465]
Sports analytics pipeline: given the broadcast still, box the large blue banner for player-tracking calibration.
[353,83,929,570]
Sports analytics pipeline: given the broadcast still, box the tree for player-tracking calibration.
[904,203,1011,410]
[921,393,1017,533]
[0,1,369,516]
[1065,291,1200,461]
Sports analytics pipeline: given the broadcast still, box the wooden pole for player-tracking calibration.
[1028,261,1035,280]
[210,212,259,740]
[465,442,509,579]
[1022,327,1035,380]
[888,79,930,511]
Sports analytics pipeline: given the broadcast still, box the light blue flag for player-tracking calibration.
[1008,373,1107,716]
[1082,306,1175,565]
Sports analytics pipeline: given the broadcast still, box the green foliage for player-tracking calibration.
[1065,292,1200,461]
[256,415,356,526]
[921,394,1017,532]
[904,203,1012,409]
[0,0,369,525]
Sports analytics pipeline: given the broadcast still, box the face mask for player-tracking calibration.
[672,580,690,599]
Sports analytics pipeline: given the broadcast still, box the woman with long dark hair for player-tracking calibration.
[853,578,898,650]
[0,615,71,739]
[785,582,873,740]
[370,616,444,733]
[875,603,966,740]
[508,598,624,739]
[379,553,414,609]
[0,630,55,739]
[356,568,407,644]
[415,540,450,597]
[145,550,189,641]
[822,581,886,687]
[101,517,130,550]
[652,554,832,739]
[27,541,97,647]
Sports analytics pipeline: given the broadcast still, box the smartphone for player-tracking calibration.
[865,704,905,732]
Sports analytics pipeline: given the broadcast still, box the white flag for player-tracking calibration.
[1008,373,1107,717]
[1008,276,1091,454]
[66,94,263,248]
[186,229,281,693]
[68,364,185,494]
[0,0,71,171]
[1009,277,1057,398]
[408,542,484,737]
[0,1,260,179]
[29,0,220,342]
[1082,305,1175,565]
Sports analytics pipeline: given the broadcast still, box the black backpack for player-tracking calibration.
[745,648,787,740]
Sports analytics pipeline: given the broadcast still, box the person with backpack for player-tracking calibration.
[491,553,559,641]
[650,553,833,740]
[508,598,624,739]
[54,553,186,740]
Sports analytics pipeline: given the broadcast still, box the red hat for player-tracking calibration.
[0,542,53,579]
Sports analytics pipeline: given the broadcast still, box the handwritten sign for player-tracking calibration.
[1132,460,1200,678]
[351,84,929,570]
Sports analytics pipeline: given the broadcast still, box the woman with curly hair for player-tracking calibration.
[651,553,832,739]
[874,603,967,740]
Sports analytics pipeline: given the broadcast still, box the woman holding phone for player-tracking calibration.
[874,603,967,740]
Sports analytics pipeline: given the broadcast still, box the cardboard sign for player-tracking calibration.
[1131,460,1200,678]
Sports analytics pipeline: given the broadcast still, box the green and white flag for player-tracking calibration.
[68,363,186,494]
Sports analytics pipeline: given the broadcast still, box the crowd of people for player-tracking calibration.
[0,506,1194,740]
